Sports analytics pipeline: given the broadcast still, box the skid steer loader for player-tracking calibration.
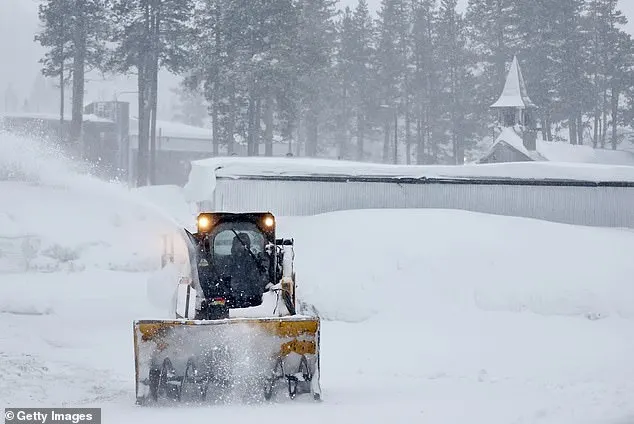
[133,212,321,405]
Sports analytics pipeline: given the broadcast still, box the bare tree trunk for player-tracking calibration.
[601,86,608,147]
[593,108,599,148]
[383,120,390,163]
[149,76,158,184]
[247,93,256,156]
[569,116,577,145]
[598,117,603,147]
[136,2,152,186]
[211,86,219,155]
[306,108,318,157]
[451,65,459,164]
[611,86,619,150]
[70,0,86,152]
[149,3,160,185]
[137,64,150,186]
[405,98,411,164]
[212,6,221,156]
[295,118,302,156]
[416,117,423,165]
[264,91,274,157]
[254,97,261,156]
[356,112,364,161]
[576,114,583,146]
[226,87,236,155]
[393,110,398,164]
[340,85,348,159]
[541,113,552,142]
[59,46,65,143]
[495,0,505,90]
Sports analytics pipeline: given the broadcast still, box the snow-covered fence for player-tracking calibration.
[184,157,634,229]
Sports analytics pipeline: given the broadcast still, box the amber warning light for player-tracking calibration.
[197,215,212,232]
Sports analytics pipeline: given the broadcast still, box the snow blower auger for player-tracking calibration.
[133,212,321,405]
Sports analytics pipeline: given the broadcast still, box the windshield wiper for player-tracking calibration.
[230,229,269,276]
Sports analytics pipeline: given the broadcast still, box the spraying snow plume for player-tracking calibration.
[0,129,192,273]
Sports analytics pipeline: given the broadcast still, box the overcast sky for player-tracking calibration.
[1,0,633,119]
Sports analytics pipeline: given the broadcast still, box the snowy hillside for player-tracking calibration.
[1,131,634,423]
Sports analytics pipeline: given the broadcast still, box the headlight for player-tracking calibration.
[263,215,275,228]
[197,215,212,232]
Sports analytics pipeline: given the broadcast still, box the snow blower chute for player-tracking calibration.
[133,212,321,405]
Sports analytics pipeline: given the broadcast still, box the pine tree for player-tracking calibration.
[186,0,302,157]
[186,0,235,155]
[436,0,477,164]
[514,0,557,141]
[110,0,194,185]
[350,0,378,161]
[296,0,339,157]
[35,0,110,145]
[607,30,634,149]
[465,0,520,117]
[586,0,632,148]
[375,0,409,163]
[335,7,356,159]
[549,0,590,145]
[410,0,438,163]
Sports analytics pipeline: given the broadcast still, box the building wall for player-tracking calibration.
[201,178,634,228]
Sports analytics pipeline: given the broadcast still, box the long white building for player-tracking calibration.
[183,156,634,228]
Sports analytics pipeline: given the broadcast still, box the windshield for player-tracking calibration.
[211,222,265,258]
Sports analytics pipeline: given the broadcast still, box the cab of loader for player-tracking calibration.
[184,212,292,320]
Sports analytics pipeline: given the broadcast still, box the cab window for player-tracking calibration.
[212,225,265,257]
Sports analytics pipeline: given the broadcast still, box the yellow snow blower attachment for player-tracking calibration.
[133,212,321,405]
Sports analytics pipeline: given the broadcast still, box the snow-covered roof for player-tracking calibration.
[491,56,537,109]
[483,127,634,167]
[487,127,534,159]
[538,140,634,166]
[129,118,212,140]
[184,156,634,200]
[1,112,114,124]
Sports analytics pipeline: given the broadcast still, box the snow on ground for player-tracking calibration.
[1,130,634,423]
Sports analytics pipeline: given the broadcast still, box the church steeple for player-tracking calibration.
[491,55,538,149]
[491,55,536,110]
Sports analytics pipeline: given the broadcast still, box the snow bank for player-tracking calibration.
[277,209,634,323]
[1,206,634,422]
[0,130,191,273]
